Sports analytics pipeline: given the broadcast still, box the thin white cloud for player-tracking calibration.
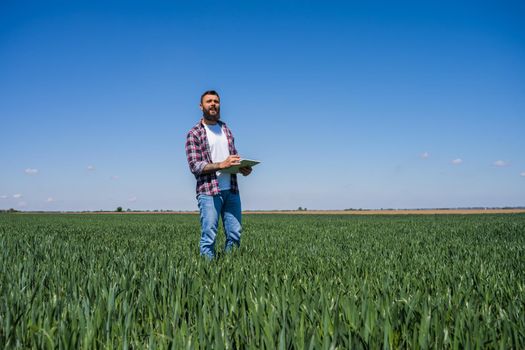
[451,158,463,165]
[111,175,119,180]
[25,168,39,175]
[0,195,7,199]
[17,201,27,207]
[87,165,96,171]
[13,194,23,199]
[420,152,430,159]
[128,196,137,202]
[520,172,525,177]
[493,160,510,167]
[46,197,55,203]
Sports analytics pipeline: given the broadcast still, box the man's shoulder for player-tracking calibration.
[187,121,204,137]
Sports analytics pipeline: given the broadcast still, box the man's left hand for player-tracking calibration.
[239,167,252,176]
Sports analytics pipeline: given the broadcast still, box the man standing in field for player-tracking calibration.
[185,90,252,259]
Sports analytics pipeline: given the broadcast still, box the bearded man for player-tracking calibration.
[185,90,252,259]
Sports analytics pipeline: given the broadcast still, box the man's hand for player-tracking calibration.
[220,155,241,169]
[239,167,252,176]
[201,155,241,174]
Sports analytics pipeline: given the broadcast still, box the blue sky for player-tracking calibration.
[1,0,524,211]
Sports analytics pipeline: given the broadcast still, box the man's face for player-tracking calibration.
[200,94,220,122]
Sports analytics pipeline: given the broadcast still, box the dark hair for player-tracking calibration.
[200,90,220,104]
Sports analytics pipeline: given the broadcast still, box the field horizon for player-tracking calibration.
[5,208,525,215]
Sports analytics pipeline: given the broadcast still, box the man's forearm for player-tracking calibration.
[199,155,240,175]
[200,162,223,175]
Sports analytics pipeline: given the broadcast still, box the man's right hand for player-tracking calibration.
[201,155,241,174]
[220,155,241,169]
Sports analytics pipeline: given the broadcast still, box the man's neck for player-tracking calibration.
[202,117,219,126]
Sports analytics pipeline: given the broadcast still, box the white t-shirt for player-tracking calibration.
[203,122,231,191]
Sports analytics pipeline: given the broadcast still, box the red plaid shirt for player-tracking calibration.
[185,119,239,196]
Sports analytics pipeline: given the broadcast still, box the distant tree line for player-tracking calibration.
[0,208,19,213]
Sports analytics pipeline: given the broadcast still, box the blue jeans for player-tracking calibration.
[197,190,242,259]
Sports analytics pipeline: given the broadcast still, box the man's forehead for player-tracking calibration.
[203,94,220,102]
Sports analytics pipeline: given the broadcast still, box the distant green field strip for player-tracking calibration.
[1,214,524,349]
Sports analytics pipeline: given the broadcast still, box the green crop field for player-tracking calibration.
[1,213,524,349]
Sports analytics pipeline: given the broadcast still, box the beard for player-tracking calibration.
[202,106,220,122]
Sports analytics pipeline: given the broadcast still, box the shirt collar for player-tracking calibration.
[199,119,224,128]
